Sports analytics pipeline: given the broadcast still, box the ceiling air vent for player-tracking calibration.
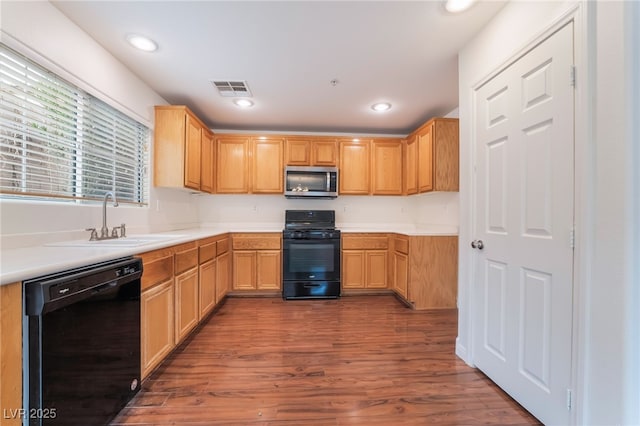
[211,80,252,97]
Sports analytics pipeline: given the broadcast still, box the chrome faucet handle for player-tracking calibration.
[85,228,98,241]
[120,223,127,238]
[111,227,119,238]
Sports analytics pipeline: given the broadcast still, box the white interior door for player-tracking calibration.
[472,22,575,425]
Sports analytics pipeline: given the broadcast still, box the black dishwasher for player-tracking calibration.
[24,257,143,426]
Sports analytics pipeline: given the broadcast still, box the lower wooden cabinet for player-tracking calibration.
[390,235,410,298]
[341,234,389,290]
[174,267,199,343]
[141,279,174,378]
[199,260,216,319]
[139,234,231,379]
[231,233,282,292]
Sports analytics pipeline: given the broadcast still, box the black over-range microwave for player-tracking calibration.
[284,166,338,199]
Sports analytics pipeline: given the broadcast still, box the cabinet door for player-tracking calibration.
[141,279,174,379]
[371,139,403,195]
[216,136,250,193]
[199,260,216,319]
[417,123,434,193]
[405,135,418,195]
[252,137,284,193]
[366,250,388,288]
[339,140,370,194]
[285,138,311,165]
[184,114,202,190]
[312,139,337,166]
[175,268,199,343]
[216,251,230,302]
[233,251,257,290]
[433,119,460,191]
[1,282,22,421]
[342,250,366,289]
[256,250,281,290]
[200,130,214,193]
[393,252,409,298]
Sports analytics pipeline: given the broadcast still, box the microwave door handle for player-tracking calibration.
[326,172,330,191]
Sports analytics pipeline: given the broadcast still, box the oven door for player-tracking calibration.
[283,237,340,282]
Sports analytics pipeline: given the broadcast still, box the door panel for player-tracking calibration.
[473,22,574,425]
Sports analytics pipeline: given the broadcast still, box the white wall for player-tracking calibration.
[197,192,458,233]
[457,1,639,424]
[0,1,199,248]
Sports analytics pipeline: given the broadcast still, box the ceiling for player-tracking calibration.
[51,1,506,135]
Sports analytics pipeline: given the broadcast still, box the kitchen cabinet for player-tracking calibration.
[285,137,337,166]
[404,134,418,195]
[139,236,231,379]
[174,244,200,343]
[216,135,251,193]
[252,137,284,193]
[371,139,403,195]
[216,135,284,194]
[341,233,389,290]
[1,282,22,426]
[201,130,215,193]
[141,278,174,379]
[231,233,282,291]
[339,139,371,194]
[411,117,459,193]
[390,235,409,298]
[216,237,231,302]
[154,105,214,193]
[198,238,217,319]
[406,236,458,309]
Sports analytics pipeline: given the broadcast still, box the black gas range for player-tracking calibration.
[282,210,341,299]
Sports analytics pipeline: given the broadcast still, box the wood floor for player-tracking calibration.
[112,295,540,425]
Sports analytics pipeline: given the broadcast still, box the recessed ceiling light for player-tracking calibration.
[234,99,254,108]
[444,0,476,13]
[371,102,392,112]
[126,34,158,52]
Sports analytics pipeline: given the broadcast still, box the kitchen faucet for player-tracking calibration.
[86,191,126,240]
[101,191,119,238]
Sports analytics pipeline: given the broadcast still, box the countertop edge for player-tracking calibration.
[1,227,458,285]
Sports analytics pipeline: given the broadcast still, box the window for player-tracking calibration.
[0,44,149,205]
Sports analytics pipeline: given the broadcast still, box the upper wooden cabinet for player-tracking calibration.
[404,134,418,195]
[154,105,214,193]
[252,137,284,193]
[285,137,338,166]
[339,138,403,195]
[410,118,459,193]
[216,135,283,194]
[200,130,214,193]
[371,139,403,195]
[339,139,371,195]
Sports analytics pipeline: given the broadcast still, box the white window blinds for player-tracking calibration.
[0,44,149,205]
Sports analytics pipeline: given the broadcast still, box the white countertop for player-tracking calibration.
[0,225,457,285]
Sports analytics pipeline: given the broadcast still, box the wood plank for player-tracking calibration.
[113,296,539,425]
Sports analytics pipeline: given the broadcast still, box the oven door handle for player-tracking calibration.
[303,283,321,288]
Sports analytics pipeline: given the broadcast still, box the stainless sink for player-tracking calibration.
[46,234,188,248]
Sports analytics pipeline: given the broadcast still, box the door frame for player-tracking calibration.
[458,3,590,425]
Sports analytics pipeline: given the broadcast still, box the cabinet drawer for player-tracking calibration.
[342,234,389,250]
[199,242,217,264]
[232,233,282,250]
[141,254,174,291]
[175,247,198,274]
[216,237,230,254]
[394,236,409,254]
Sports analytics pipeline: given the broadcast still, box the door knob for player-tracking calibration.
[471,240,484,250]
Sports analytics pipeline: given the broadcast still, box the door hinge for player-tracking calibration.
[569,227,575,249]
[570,66,576,87]
[566,388,573,410]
